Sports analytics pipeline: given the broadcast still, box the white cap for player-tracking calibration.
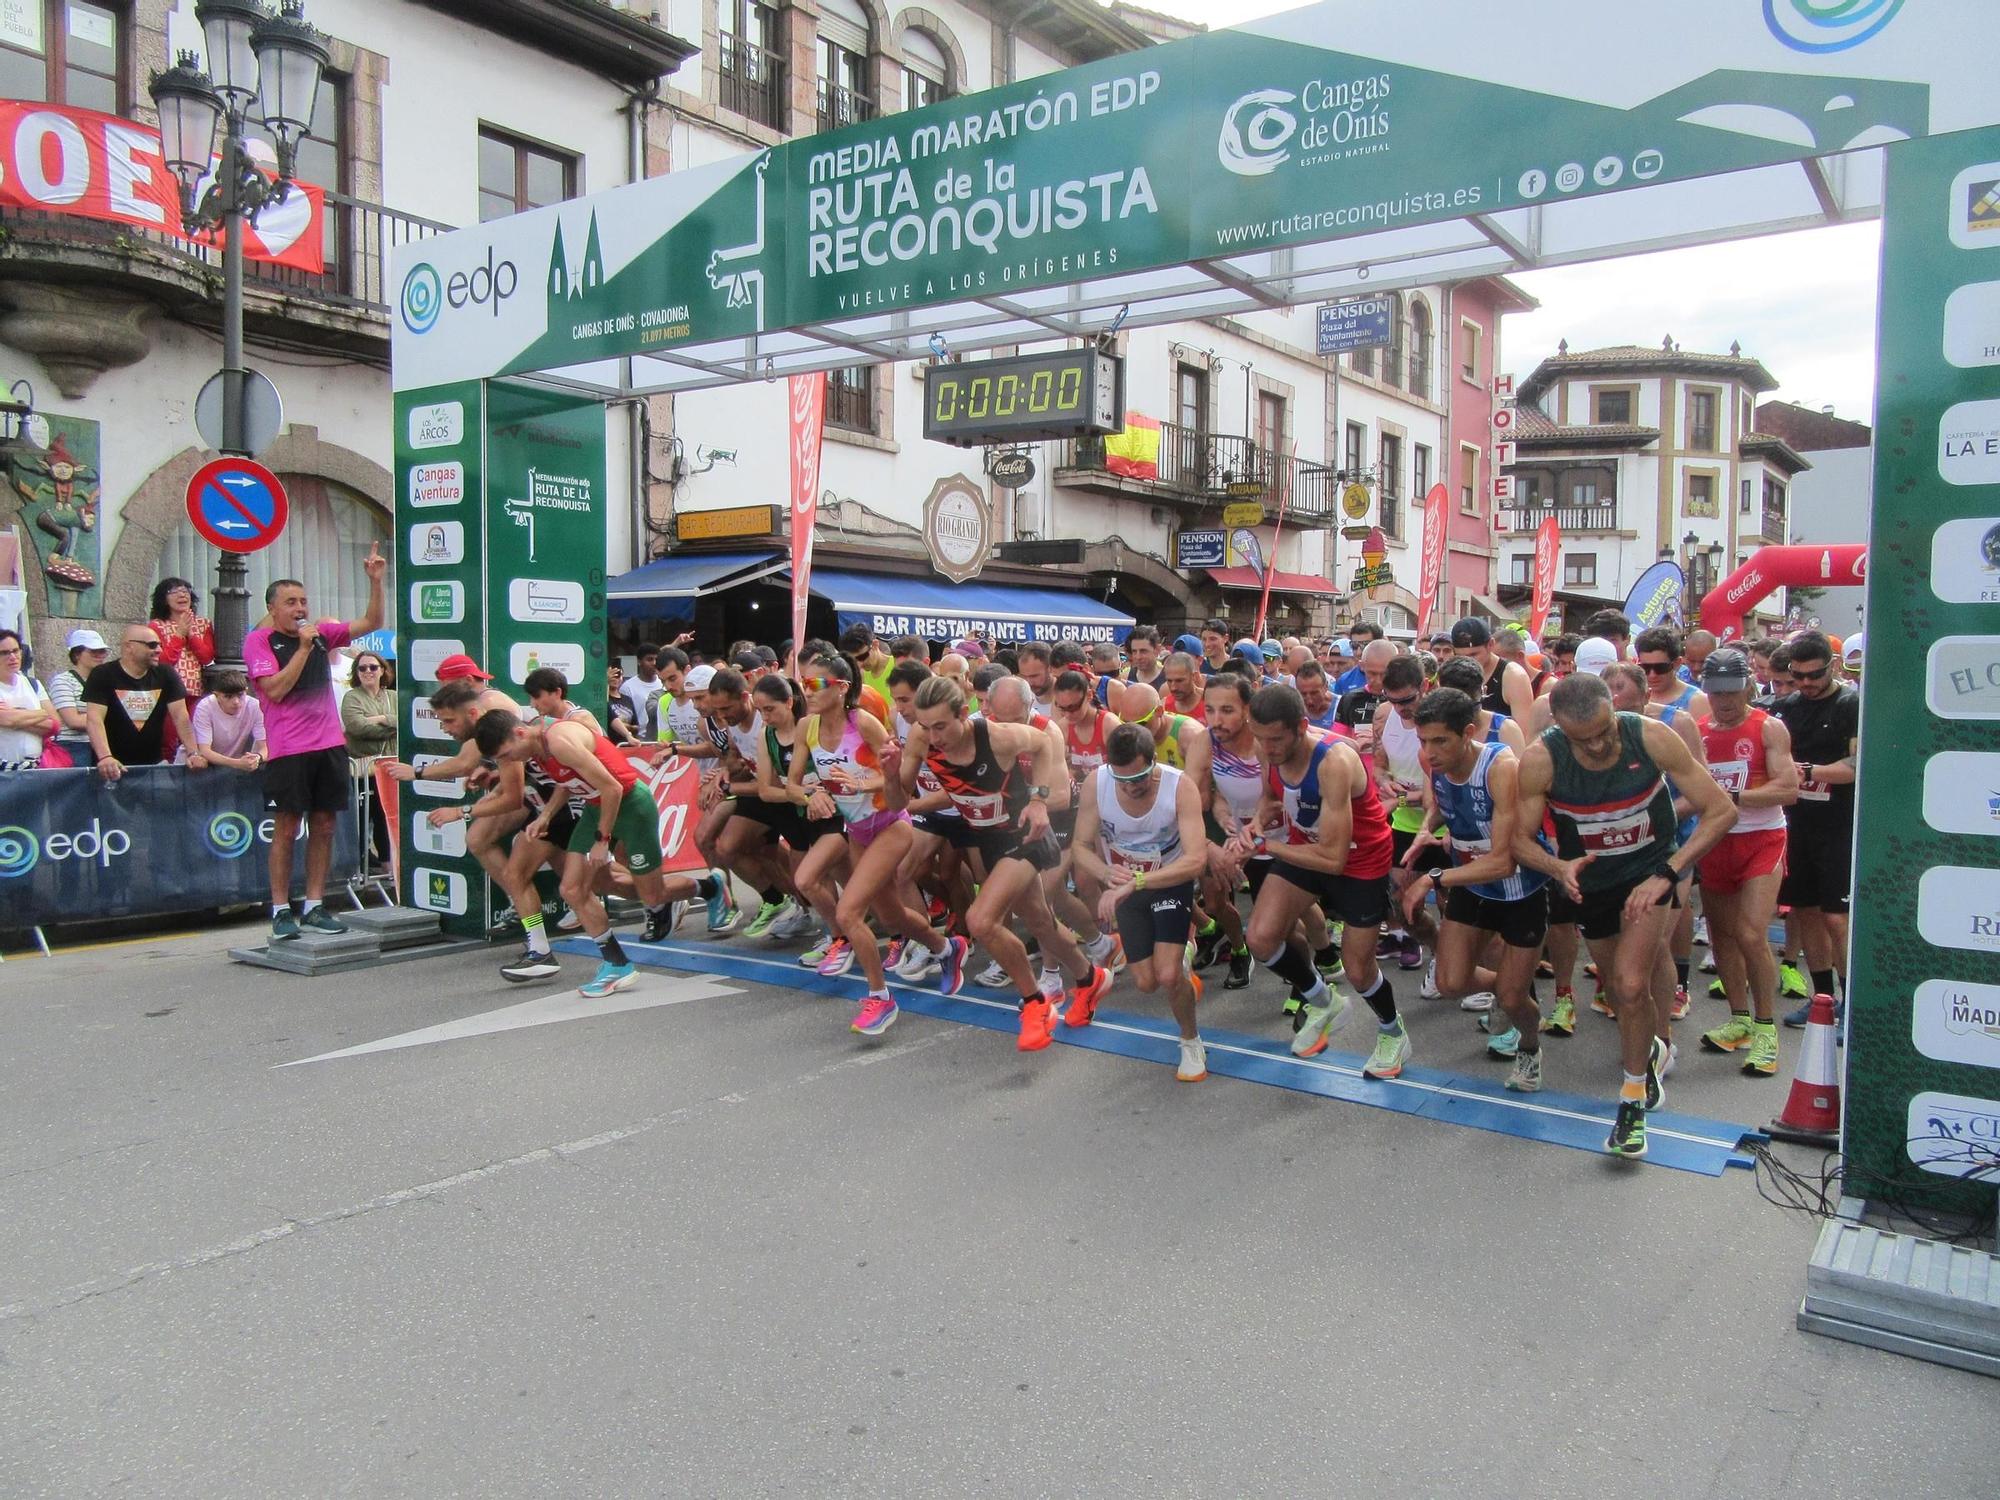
[1574,638,1620,676]
[1842,631,1866,666]
[65,628,107,651]
[684,664,717,691]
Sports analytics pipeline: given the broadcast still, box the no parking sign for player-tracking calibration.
[186,457,289,554]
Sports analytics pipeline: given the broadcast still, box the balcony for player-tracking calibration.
[1056,420,1337,528]
[719,35,786,130]
[0,193,449,391]
[817,80,876,133]
[1758,501,1788,542]
[1500,502,1620,533]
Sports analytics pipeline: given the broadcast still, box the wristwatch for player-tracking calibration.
[1030,784,1051,800]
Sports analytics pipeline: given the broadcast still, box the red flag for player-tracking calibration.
[1251,444,1296,642]
[1528,516,1561,641]
[787,372,828,660]
[0,101,324,271]
[1413,483,1450,640]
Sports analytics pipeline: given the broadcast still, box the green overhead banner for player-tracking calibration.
[392,0,1999,393]
[1847,124,2000,1211]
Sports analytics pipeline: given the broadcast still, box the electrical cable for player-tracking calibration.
[1747,1135,1997,1248]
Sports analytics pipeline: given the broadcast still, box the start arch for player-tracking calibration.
[1698,544,1867,643]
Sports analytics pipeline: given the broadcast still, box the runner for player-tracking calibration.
[1295,659,1340,733]
[1016,642,1057,716]
[1198,618,1234,678]
[1606,660,1705,1017]
[1239,684,1408,1075]
[1161,651,1208,721]
[1450,618,1535,723]
[1334,640,1395,754]
[1637,628,1709,718]
[1401,686,1552,1092]
[899,674,1108,1051]
[1201,671,1267,989]
[886,660,974,969]
[1374,654,1441,979]
[1070,722,1212,1080]
[1118,681,1212,808]
[1512,672,1736,1158]
[1691,648,1799,1076]
[788,655,965,1035]
[1435,657,1528,752]
[474,707,726,997]
[728,674,833,946]
[1770,630,1859,1027]
[1123,625,1167,692]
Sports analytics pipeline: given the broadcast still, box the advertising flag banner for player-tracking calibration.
[1622,559,1686,630]
[787,372,828,659]
[1413,482,1449,640]
[1529,516,1560,639]
[1251,443,1297,641]
[0,101,325,271]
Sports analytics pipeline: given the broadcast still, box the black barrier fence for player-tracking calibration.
[0,766,359,929]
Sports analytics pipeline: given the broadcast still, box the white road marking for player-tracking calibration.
[275,974,741,1066]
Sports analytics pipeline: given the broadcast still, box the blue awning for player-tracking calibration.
[607,550,784,620]
[803,568,1134,644]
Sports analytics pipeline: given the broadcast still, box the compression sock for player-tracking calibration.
[1810,968,1837,1001]
[598,931,629,965]
[760,885,784,906]
[1255,941,1327,1003]
[522,912,551,956]
[1674,958,1690,989]
[1313,942,1341,969]
[1357,970,1398,1027]
[695,873,722,900]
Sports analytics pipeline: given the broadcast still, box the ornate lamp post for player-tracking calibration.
[150,0,329,670]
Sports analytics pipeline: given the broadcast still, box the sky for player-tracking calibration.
[1134,0,1884,423]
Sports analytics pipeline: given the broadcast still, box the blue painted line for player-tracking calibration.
[562,936,1765,1176]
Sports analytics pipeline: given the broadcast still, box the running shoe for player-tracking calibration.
[1583,962,1600,980]
[1590,985,1616,1018]
[1660,1041,1679,1080]
[1290,993,1350,1058]
[799,935,834,967]
[1692,917,1710,947]
[300,907,348,934]
[1506,1050,1544,1092]
[1396,934,1425,971]
[1699,951,1719,974]
[1670,986,1692,1021]
[1419,960,1441,1001]
[1541,991,1577,1036]
[1709,976,1729,1000]
[1224,949,1256,989]
[642,902,681,944]
[937,935,970,995]
[1362,1022,1411,1079]
[900,942,942,984]
[1177,1037,1208,1082]
[743,899,787,939]
[1535,957,1555,979]
[969,958,1005,989]
[926,895,950,928]
[1038,969,1065,1000]
[489,904,523,937]
[1486,1025,1520,1059]
[555,907,583,933]
[1315,952,1345,986]
[1191,929,1228,971]
[1779,962,1810,1000]
[769,900,816,940]
[852,995,899,1036]
[1607,1099,1648,1158]
[1644,1036,1668,1112]
[500,948,561,983]
[1460,990,1495,1013]
[817,938,855,977]
[1017,996,1055,1052]
[704,874,737,934]
[1063,965,1111,1029]
[579,962,638,998]
[270,909,301,942]
[1742,1024,1780,1077]
[1476,1010,1493,1034]
[1096,935,1127,975]
[1701,1015,1757,1053]
[1781,999,1812,1028]
[884,938,906,974]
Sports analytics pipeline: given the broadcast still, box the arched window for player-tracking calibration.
[818,0,875,129]
[150,477,389,627]
[902,27,951,111]
[1407,298,1433,399]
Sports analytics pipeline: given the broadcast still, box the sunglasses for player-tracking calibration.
[799,675,835,691]
[130,640,162,649]
[1790,664,1831,681]
[1386,693,1420,708]
[1111,766,1154,784]
[1640,661,1678,675]
[358,663,382,671]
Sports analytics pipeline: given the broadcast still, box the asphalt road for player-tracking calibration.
[2,922,1994,1498]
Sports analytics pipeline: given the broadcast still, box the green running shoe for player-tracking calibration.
[1540,993,1576,1037]
[1701,1014,1758,1053]
[743,899,786,939]
[1644,1035,1668,1112]
[1362,1021,1411,1079]
[1743,1023,1781,1077]
[1708,976,1729,1000]
[1778,962,1809,1000]
[1607,1099,1648,1158]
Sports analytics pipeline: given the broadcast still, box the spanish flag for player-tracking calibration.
[1103,411,1161,479]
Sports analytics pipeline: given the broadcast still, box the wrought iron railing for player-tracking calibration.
[720,35,786,129]
[1059,420,1336,526]
[1501,502,1620,532]
[817,79,875,133]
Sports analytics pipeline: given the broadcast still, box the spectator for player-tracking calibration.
[0,628,57,770]
[605,663,640,744]
[247,543,387,940]
[184,668,267,772]
[340,650,397,762]
[151,576,214,759]
[82,623,195,778]
[46,627,108,759]
[622,644,667,738]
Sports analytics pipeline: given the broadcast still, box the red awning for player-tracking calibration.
[1205,566,1339,596]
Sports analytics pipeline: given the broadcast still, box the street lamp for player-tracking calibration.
[150,0,329,673]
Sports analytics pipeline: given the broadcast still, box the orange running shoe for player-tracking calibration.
[1063,964,1111,1028]
[1017,996,1055,1051]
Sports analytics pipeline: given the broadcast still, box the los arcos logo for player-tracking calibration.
[400,246,518,335]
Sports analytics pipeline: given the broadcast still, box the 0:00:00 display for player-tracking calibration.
[932,367,1085,423]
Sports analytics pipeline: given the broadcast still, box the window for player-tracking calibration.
[1510,554,1533,585]
[1345,422,1366,478]
[1593,388,1632,425]
[478,127,577,222]
[0,1,121,112]
[1740,477,1753,514]
[719,0,785,130]
[1255,390,1285,463]
[902,28,950,111]
[1378,433,1402,537]
[825,365,874,432]
[1413,443,1431,505]
[252,72,344,281]
[1382,293,1404,389]
[1460,318,1482,383]
[1516,470,1545,505]
[153,477,388,629]
[1408,299,1433,399]
[817,0,873,131]
[1686,472,1718,518]
[1175,363,1208,435]
[1563,553,1598,588]
[1460,443,1478,512]
[1688,389,1718,451]
[1742,394,1754,432]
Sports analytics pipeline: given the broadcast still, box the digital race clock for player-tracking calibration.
[922,348,1124,448]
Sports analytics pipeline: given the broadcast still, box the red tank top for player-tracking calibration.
[1697,707,1785,834]
[532,727,640,801]
[1064,709,1110,785]
[1265,731,1393,880]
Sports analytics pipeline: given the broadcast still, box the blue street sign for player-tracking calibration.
[186,456,290,554]
[1317,297,1395,356]
[1175,528,1226,567]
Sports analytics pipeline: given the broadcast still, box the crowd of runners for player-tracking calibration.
[386,610,1861,1160]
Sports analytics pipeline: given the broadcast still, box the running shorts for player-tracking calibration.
[1698,827,1787,896]
[909,809,973,847]
[1391,825,1451,876]
[568,784,664,875]
[1444,885,1550,950]
[1546,870,1679,941]
[1263,855,1391,927]
[970,825,1062,872]
[264,746,350,817]
[1778,818,1851,915]
[1113,879,1197,961]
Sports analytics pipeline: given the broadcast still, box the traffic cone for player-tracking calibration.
[1768,992,1842,1147]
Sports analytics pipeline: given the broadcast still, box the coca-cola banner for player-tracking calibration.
[1528,516,1560,641]
[1413,483,1449,640]
[0,101,325,271]
[787,372,827,661]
